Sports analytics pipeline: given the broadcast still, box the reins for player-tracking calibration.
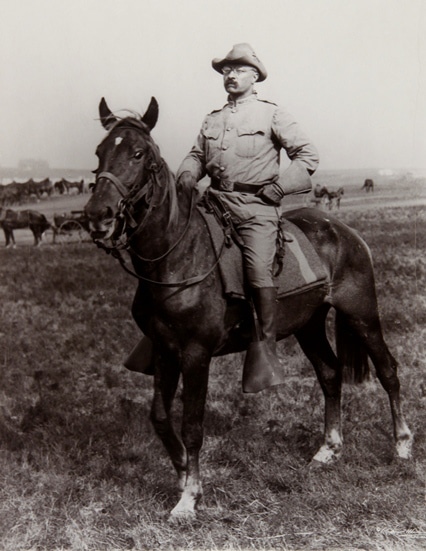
[95,234,227,288]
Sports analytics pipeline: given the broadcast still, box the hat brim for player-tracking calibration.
[212,57,267,82]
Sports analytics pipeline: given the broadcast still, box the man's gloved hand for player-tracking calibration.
[257,182,285,206]
[177,171,197,190]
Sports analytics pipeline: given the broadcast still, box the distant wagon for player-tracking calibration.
[53,210,90,244]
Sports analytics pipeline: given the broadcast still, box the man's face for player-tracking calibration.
[222,65,257,98]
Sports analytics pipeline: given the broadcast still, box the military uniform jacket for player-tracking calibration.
[177,94,319,190]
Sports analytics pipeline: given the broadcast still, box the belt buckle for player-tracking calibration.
[220,180,234,192]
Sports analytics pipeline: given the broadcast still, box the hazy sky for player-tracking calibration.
[1,0,425,172]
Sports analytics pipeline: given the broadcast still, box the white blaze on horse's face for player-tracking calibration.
[115,137,123,146]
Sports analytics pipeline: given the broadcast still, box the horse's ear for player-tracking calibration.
[99,97,117,130]
[141,97,159,131]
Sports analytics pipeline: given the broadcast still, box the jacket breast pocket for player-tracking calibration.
[202,125,221,157]
[236,127,265,157]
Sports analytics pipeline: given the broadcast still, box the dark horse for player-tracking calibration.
[362,178,374,192]
[84,97,412,521]
[0,208,52,247]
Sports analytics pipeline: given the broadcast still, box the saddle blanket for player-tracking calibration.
[198,207,327,300]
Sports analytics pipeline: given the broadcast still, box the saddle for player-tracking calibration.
[124,193,328,375]
[197,191,327,300]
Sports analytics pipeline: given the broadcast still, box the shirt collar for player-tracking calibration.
[227,92,258,108]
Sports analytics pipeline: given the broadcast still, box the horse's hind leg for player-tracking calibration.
[295,306,343,463]
[331,230,413,459]
[336,307,412,459]
[31,227,41,246]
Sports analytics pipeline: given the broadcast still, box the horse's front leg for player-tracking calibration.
[150,355,187,491]
[169,344,210,522]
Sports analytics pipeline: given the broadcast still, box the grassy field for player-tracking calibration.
[0,178,425,550]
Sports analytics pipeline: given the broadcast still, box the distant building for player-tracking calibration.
[18,158,50,173]
[378,169,395,177]
[406,169,426,180]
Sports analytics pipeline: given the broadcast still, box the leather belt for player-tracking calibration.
[210,178,265,194]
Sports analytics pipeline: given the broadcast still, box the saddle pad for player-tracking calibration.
[198,207,327,299]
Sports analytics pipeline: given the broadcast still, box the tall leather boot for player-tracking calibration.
[242,287,286,393]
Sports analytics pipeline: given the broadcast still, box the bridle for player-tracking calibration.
[92,141,227,288]
[95,152,167,246]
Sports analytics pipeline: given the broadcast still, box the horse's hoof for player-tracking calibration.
[167,509,196,524]
[168,490,201,524]
[396,435,413,460]
[312,444,342,464]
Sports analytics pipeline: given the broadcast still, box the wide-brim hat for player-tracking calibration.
[212,43,267,82]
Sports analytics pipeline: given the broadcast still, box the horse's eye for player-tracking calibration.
[134,151,144,160]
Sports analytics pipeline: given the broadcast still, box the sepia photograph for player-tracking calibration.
[0,0,425,549]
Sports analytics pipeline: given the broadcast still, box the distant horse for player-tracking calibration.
[309,184,329,208]
[0,208,52,247]
[53,180,67,194]
[28,178,53,199]
[0,181,29,206]
[56,178,84,195]
[84,97,412,521]
[362,179,374,192]
[326,186,344,210]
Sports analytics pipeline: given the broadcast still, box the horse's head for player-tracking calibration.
[84,96,160,241]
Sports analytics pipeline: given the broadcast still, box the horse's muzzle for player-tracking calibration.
[87,219,117,241]
[84,200,117,238]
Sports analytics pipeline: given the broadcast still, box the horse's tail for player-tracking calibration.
[335,311,370,384]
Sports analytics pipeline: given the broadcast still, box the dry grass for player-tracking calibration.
[0,189,425,550]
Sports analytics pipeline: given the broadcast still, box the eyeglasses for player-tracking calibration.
[221,66,255,76]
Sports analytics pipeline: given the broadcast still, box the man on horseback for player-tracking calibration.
[176,43,319,382]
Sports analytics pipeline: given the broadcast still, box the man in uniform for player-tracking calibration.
[177,43,320,385]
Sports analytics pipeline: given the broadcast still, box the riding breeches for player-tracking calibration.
[209,189,282,288]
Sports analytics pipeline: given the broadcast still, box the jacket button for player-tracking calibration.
[219,166,225,171]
